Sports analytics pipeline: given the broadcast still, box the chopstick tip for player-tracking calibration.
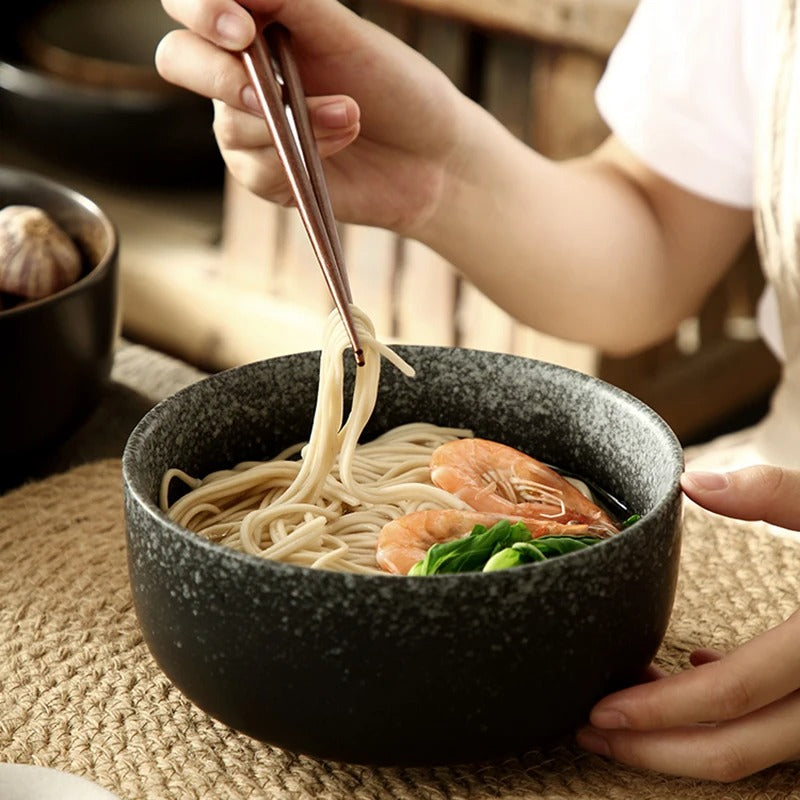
[354,348,366,367]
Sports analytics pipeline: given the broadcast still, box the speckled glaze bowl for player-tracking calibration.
[122,347,683,766]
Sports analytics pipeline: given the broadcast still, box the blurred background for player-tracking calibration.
[0,0,779,447]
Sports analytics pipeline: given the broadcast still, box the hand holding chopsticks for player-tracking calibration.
[241,22,365,366]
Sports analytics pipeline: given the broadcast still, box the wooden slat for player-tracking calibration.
[222,175,334,322]
[457,33,529,353]
[415,8,470,80]
[529,45,609,160]
[387,0,637,57]
[484,31,535,139]
[393,12,465,346]
[220,177,281,294]
[396,240,460,345]
[342,223,398,340]
[269,206,334,316]
[122,247,327,371]
[511,41,605,372]
[358,0,417,40]
[344,0,416,343]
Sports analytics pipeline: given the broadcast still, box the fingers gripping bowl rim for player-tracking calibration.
[122,346,684,765]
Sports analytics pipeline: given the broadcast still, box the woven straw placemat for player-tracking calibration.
[2,459,800,800]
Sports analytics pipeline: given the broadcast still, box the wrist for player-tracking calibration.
[409,99,492,249]
[413,102,537,259]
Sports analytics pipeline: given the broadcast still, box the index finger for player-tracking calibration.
[589,610,800,731]
[681,465,800,531]
[162,0,257,50]
[161,0,365,55]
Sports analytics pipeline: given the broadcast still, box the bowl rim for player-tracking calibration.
[122,347,685,584]
[0,165,118,318]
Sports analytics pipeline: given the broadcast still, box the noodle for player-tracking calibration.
[160,307,472,574]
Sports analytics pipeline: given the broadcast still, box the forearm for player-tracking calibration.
[418,107,753,355]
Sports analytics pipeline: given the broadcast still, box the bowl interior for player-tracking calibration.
[128,346,682,535]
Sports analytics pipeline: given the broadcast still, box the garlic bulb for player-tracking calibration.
[0,205,82,299]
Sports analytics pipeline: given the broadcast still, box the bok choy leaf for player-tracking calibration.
[407,520,532,576]
[409,520,606,576]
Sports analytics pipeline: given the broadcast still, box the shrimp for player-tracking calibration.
[376,509,604,575]
[429,438,618,533]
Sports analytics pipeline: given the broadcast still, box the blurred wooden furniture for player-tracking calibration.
[127,0,780,444]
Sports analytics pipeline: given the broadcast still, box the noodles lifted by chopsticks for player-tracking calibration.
[160,307,472,574]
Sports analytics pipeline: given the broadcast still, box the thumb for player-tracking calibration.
[681,465,800,530]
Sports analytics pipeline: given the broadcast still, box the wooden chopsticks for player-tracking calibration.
[241,23,365,366]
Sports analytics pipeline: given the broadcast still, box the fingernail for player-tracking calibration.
[682,471,730,491]
[242,85,260,112]
[315,101,351,129]
[576,728,611,757]
[591,709,629,729]
[216,12,251,49]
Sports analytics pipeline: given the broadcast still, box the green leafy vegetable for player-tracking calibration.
[407,520,532,576]
[409,520,606,576]
[525,535,601,558]
[622,513,642,528]
[482,536,599,572]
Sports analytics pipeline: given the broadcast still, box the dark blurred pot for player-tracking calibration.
[0,166,118,476]
[123,348,684,766]
[0,0,223,187]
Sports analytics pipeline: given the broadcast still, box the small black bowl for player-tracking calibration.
[122,348,683,766]
[0,166,119,481]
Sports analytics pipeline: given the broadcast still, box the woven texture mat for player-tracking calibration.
[2,460,800,800]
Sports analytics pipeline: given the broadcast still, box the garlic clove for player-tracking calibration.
[0,204,83,300]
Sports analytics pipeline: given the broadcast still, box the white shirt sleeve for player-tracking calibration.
[595,0,754,209]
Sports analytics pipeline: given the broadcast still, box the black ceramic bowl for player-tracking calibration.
[122,348,683,766]
[0,166,118,476]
